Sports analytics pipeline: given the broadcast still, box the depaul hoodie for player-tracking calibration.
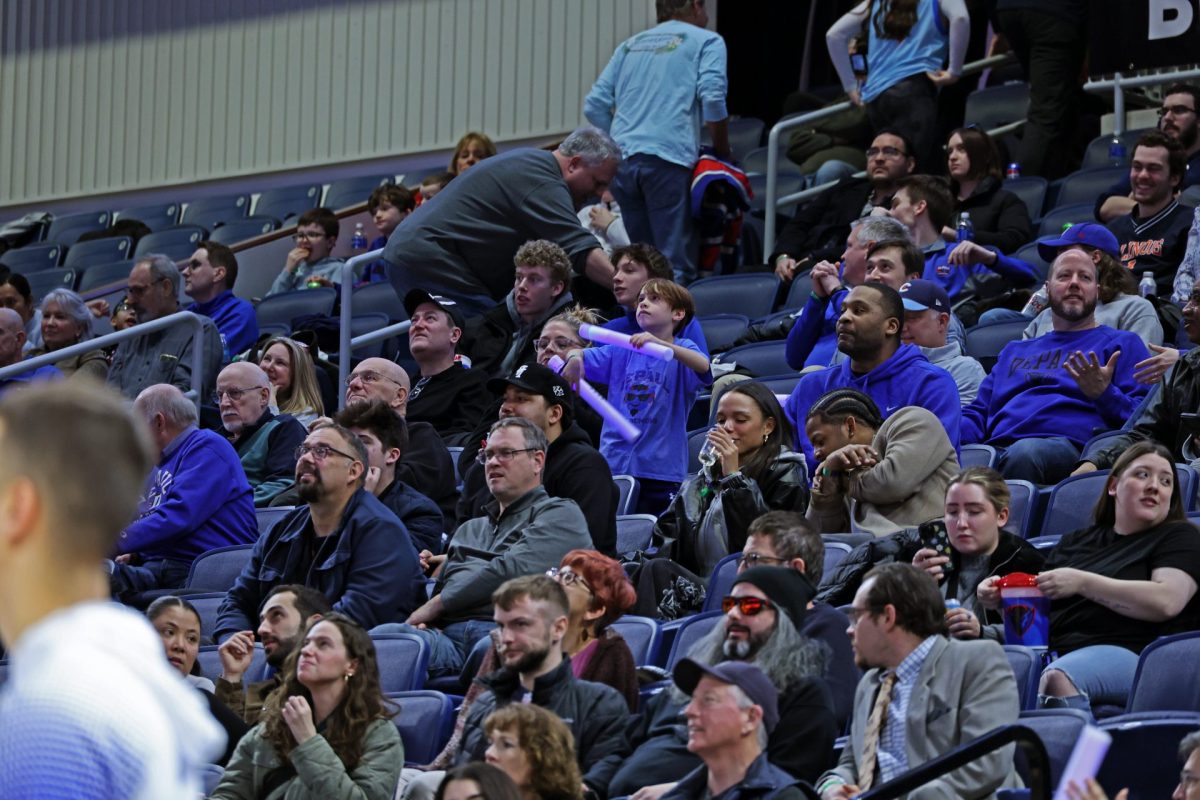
[784,343,962,474]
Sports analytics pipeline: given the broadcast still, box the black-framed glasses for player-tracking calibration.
[345,369,402,388]
[182,258,210,272]
[866,146,905,159]
[294,443,359,462]
[1160,104,1196,117]
[721,596,776,616]
[736,553,787,569]
[212,386,265,403]
[475,447,537,465]
[546,567,593,594]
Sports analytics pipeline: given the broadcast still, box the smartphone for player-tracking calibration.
[919,520,955,577]
[850,53,868,77]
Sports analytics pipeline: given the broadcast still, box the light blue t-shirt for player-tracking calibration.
[582,337,711,482]
[862,0,948,103]
[584,19,728,168]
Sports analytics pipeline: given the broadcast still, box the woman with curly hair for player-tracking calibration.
[483,704,583,800]
[435,763,523,800]
[209,613,402,799]
[258,336,325,427]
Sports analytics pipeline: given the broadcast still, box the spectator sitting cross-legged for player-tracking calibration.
[183,240,258,357]
[27,288,108,382]
[267,207,345,295]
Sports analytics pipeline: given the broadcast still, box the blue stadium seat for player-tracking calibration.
[748,173,805,216]
[616,514,656,558]
[208,216,279,246]
[324,175,394,211]
[134,226,207,261]
[255,506,297,535]
[186,544,254,593]
[701,552,742,612]
[76,259,135,292]
[1014,708,1091,789]
[726,117,766,163]
[1037,203,1097,238]
[372,632,430,692]
[387,690,455,767]
[1097,712,1200,799]
[255,287,337,332]
[1004,480,1040,539]
[180,193,250,230]
[688,274,781,319]
[964,320,1027,373]
[253,184,322,222]
[964,82,1030,130]
[1004,645,1043,711]
[1043,466,1195,537]
[960,444,998,469]
[1003,176,1049,220]
[663,611,723,670]
[698,314,751,353]
[687,428,708,474]
[1127,631,1200,713]
[741,146,802,177]
[1080,128,1154,170]
[1052,166,1128,210]
[45,211,110,246]
[348,313,391,359]
[24,268,75,302]
[188,592,226,642]
[196,643,265,682]
[713,341,791,378]
[113,202,181,231]
[63,236,132,269]
[0,242,62,274]
[350,280,404,321]
[1013,242,1051,283]
[613,475,639,516]
[781,270,814,311]
[609,615,662,667]
[823,541,853,576]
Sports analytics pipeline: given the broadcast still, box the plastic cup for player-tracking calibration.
[996,573,1050,647]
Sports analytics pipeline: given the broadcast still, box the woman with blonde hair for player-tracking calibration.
[258,336,324,427]
[483,704,583,800]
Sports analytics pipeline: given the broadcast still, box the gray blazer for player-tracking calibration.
[820,636,1023,799]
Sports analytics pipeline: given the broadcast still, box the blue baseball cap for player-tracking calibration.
[899,279,951,314]
[673,659,780,734]
[1036,223,1120,261]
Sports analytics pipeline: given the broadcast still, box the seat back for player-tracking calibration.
[196,643,265,681]
[180,193,250,230]
[1004,645,1043,711]
[256,506,298,535]
[1053,166,1128,209]
[697,314,750,352]
[1013,242,1052,283]
[324,175,394,211]
[349,313,391,359]
[960,444,998,468]
[823,541,853,576]
[964,320,1027,373]
[63,236,132,268]
[24,268,75,302]
[253,184,322,222]
[609,615,662,667]
[741,146,803,176]
[1080,128,1155,170]
[189,592,227,642]
[713,340,792,378]
[77,259,136,292]
[781,270,815,311]
[186,544,255,592]
[387,690,455,766]
[113,202,181,231]
[134,226,207,261]
[351,280,404,322]
[1040,465,1192,538]
[616,514,656,558]
[700,552,742,612]
[0,243,62,274]
[1014,708,1091,789]
[687,274,781,319]
[1127,631,1200,713]
[45,210,110,246]
[209,217,279,246]
[372,633,430,692]
[748,173,805,216]
[1004,480,1040,539]
[255,287,337,332]
[1037,203,1097,237]
[665,611,724,670]
[1097,712,1200,798]
[1003,176,1049,220]
[726,117,766,162]
[964,82,1030,130]
[612,475,639,516]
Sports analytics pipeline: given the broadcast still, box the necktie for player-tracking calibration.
[858,671,897,791]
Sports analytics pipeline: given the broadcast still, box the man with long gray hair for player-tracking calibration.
[600,566,837,799]
[384,126,622,316]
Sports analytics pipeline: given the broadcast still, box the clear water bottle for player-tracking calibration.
[1139,271,1156,298]
[1109,135,1127,166]
[351,222,367,252]
[698,438,718,470]
[956,212,974,243]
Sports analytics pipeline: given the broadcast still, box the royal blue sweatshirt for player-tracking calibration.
[187,290,259,358]
[923,243,1038,299]
[962,325,1150,447]
[116,426,257,562]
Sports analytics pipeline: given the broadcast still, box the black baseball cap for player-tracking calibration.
[487,363,574,418]
[404,289,466,330]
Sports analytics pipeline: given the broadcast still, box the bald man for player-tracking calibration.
[0,308,60,394]
[216,361,307,507]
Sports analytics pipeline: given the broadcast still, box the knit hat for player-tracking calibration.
[731,566,816,631]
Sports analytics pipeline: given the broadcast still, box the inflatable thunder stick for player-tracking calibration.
[578,323,675,361]
[547,354,640,442]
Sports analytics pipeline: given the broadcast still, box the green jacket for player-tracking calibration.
[210,717,402,800]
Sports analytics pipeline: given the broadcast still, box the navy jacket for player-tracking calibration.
[664,753,815,800]
[377,477,445,553]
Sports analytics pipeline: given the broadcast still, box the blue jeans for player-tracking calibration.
[372,619,496,677]
[611,153,696,284]
[109,558,192,603]
[996,437,1080,485]
[978,308,1033,326]
[1043,645,1140,707]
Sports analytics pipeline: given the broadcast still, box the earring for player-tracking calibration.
[344,672,352,682]
[763,433,769,444]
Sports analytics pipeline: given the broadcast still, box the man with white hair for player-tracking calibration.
[109,383,257,598]
[0,307,60,393]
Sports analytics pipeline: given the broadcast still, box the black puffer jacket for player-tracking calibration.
[954,175,1034,255]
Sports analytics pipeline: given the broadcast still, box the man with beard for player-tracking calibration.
[962,249,1151,484]
[214,422,424,641]
[602,567,838,799]
[214,584,332,724]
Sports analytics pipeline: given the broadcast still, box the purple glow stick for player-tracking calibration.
[578,323,675,362]
[548,354,640,442]
[1053,725,1111,800]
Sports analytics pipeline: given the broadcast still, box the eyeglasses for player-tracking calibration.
[345,369,403,388]
[294,443,360,462]
[846,606,878,626]
[182,258,210,272]
[736,553,787,569]
[546,567,592,594]
[721,596,776,616]
[126,278,167,297]
[475,447,537,465]
[1160,104,1196,117]
[293,230,326,242]
[212,386,265,403]
[866,146,906,159]
[534,336,582,351]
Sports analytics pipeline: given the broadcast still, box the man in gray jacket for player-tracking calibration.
[394,417,591,676]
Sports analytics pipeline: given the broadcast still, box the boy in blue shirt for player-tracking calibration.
[564,278,712,515]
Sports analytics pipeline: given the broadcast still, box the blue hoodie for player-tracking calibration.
[784,343,962,472]
[923,242,1038,299]
[962,325,1150,447]
[117,426,257,561]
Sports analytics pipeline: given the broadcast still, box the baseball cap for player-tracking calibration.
[487,363,574,417]
[1036,223,1120,261]
[673,659,781,734]
[899,279,951,314]
[404,289,466,330]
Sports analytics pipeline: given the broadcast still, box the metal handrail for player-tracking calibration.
[1084,67,1200,135]
[763,52,1015,256]
[0,310,208,405]
[336,248,386,397]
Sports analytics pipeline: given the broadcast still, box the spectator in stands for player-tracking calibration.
[385,419,590,677]
[911,467,1046,640]
[826,1,968,172]
[183,240,258,357]
[457,364,617,556]
[817,563,1020,799]
[383,127,621,317]
[980,441,1200,712]
[602,242,709,354]
[464,240,577,378]
[29,288,107,381]
[110,295,136,331]
[771,130,917,280]
[334,398,444,553]
[107,254,224,400]
[436,764,523,800]
[887,175,1038,301]
[579,190,629,257]
[360,183,416,285]
[654,382,808,576]
[605,566,836,797]
[110,384,256,598]
[403,290,493,445]
[0,307,60,392]
[1106,131,1193,299]
[0,383,224,797]
[449,131,497,175]
[216,361,307,507]
[209,614,403,799]
[214,422,425,640]
[146,596,249,766]
[564,278,712,516]
[0,272,41,352]
[806,388,957,537]
[258,335,325,428]
[898,279,985,404]
[584,0,729,284]
[217,584,332,725]
[483,704,584,800]
[783,282,962,474]
[420,171,454,203]
[943,126,1033,253]
[1077,283,1200,475]
[666,660,808,800]
[267,207,345,295]
[1097,84,1200,222]
[534,305,606,444]
[961,249,1151,484]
